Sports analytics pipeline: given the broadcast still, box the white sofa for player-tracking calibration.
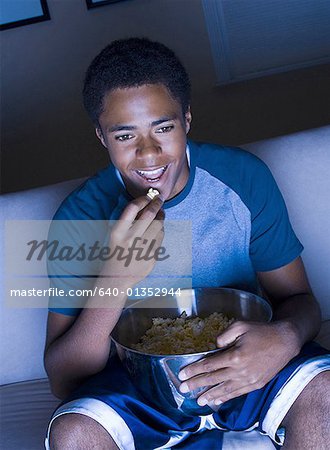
[1,126,329,449]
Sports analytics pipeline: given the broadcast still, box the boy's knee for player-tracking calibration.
[49,413,119,450]
[49,414,85,448]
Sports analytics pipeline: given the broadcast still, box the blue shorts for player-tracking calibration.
[46,342,330,450]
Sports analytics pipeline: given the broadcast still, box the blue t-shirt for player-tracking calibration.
[48,141,303,315]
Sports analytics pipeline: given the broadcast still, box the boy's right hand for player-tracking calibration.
[100,194,165,289]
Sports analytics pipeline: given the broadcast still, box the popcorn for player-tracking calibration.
[147,188,160,200]
[132,312,234,355]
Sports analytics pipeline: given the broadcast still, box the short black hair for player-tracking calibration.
[83,37,191,126]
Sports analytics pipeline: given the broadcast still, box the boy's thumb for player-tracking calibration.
[216,322,245,348]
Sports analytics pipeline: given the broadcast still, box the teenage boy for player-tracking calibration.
[45,38,329,450]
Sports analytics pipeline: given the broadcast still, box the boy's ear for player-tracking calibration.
[95,127,107,148]
[185,107,192,134]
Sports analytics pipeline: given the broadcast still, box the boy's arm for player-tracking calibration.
[257,256,321,351]
[44,195,164,399]
[44,289,127,399]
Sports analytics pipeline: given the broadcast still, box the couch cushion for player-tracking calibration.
[0,179,85,384]
[0,379,59,450]
[0,178,86,221]
[244,126,330,320]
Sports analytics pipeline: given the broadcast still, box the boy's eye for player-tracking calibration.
[156,125,174,133]
[115,134,133,141]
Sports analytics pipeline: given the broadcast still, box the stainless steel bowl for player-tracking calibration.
[111,287,272,415]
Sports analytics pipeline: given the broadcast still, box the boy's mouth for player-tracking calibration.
[135,165,168,183]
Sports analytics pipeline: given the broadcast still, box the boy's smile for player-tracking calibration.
[96,84,192,201]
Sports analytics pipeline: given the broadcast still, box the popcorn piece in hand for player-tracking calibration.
[147,188,160,200]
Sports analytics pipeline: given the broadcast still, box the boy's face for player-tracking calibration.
[96,84,191,201]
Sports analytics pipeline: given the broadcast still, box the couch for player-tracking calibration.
[1,126,329,449]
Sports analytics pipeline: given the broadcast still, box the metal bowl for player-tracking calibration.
[111,287,272,415]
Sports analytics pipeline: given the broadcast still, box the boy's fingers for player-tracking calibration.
[112,183,163,240]
[117,195,163,235]
[143,216,164,241]
[110,219,132,242]
[216,322,246,348]
[122,195,163,221]
[119,196,154,221]
[136,196,164,220]
[130,197,164,236]
[155,209,165,221]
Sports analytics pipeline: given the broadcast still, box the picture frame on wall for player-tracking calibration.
[0,0,50,31]
[86,0,126,9]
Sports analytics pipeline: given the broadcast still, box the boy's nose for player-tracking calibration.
[136,137,161,157]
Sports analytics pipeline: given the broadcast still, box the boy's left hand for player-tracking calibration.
[178,320,299,406]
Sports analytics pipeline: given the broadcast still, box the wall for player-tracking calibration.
[1,0,330,193]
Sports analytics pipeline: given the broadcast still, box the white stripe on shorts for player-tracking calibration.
[261,355,330,445]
